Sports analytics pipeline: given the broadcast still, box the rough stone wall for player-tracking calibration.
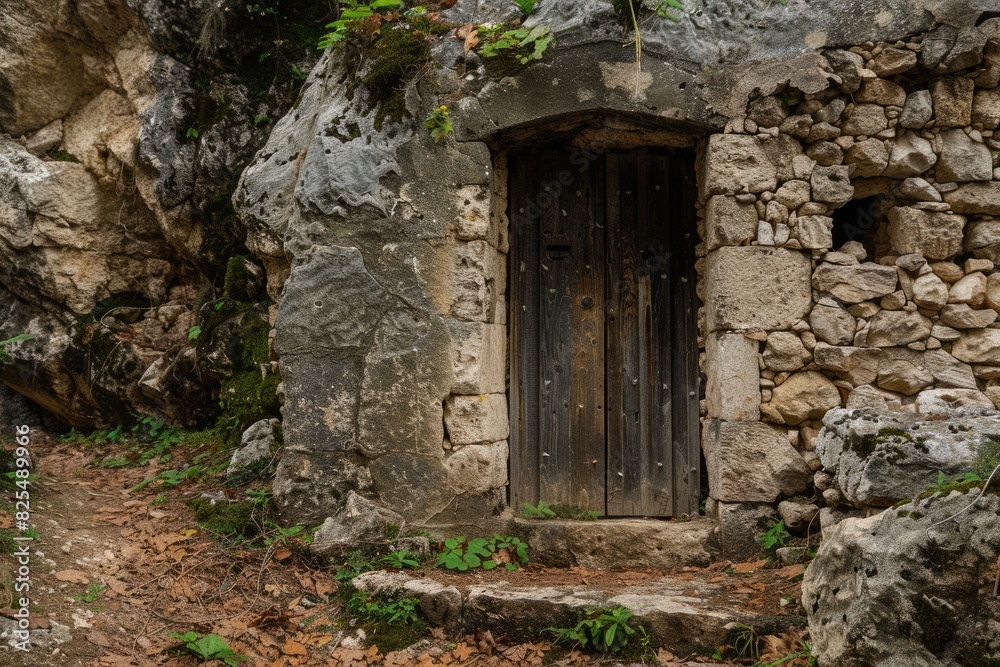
[233,0,980,530]
[701,21,1000,538]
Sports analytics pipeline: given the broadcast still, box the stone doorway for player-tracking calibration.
[508,150,701,518]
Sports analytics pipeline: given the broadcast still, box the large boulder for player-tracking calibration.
[804,492,1000,666]
[815,407,1000,507]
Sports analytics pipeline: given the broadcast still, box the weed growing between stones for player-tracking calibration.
[548,606,650,657]
[166,631,248,665]
[342,591,427,652]
[435,535,529,571]
[521,500,599,520]
[758,519,791,557]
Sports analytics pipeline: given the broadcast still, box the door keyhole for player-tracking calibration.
[581,296,594,309]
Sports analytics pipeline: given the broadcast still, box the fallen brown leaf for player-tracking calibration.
[54,569,90,584]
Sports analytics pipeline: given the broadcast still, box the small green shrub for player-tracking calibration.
[381,550,421,569]
[168,632,246,665]
[74,584,106,603]
[548,606,646,655]
[758,519,790,555]
[424,105,453,143]
[334,550,380,582]
[522,501,599,521]
[515,0,536,14]
[436,535,529,571]
[344,591,427,652]
[477,24,552,64]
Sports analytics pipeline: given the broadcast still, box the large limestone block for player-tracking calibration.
[813,344,882,386]
[812,262,898,303]
[886,207,964,260]
[359,318,453,457]
[702,134,777,195]
[444,441,508,494]
[964,220,1000,263]
[275,246,389,355]
[705,247,812,332]
[948,272,987,307]
[844,138,888,178]
[939,303,998,329]
[706,332,761,420]
[923,349,977,389]
[448,321,505,394]
[810,165,853,207]
[911,272,948,310]
[810,303,857,345]
[944,182,1000,214]
[450,240,506,323]
[704,195,758,250]
[972,86,1000,129]
[768,371,841,425]
[876,360,933,395]
[763,331,811,372]
[899,90,933,128]
[935,129,993,182]
[702,420,812,503]
[444,394,509,445]
[883,132,936,178]
[915,387,994,416]
[929,75,975,127]
[310,491,405,557]
[865,310,932,347]
[952,328,1000,364]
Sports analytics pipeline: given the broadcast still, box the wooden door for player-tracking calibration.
[509,152,699,517]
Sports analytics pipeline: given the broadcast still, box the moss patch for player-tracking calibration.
[189,497,261,544]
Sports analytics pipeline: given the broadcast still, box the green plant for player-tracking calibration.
[548,606,645,654]
[186,128,199,140]
[151,494,167,507]
[655,0,684,20]
[381,550,421,569]
[758,519,790,554]
[755,643,815,667]
[334,550,380,582]
[317,0,404,49]
[521,501,557,519]
[0,334,35,362]
[477,25,552,64]
[343,591,427,651]
[291,64,306,80]
[515,0,536,14]
[187,325,202,341]
[436,535,529,572]
[254,113,270,126]
[99,457,130,468]
[424,105,453,143]
[74,584,106,603]
[729,623,761,660]
[168,632,247,665]
[522,501,599,521]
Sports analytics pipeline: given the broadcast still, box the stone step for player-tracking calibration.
[509,516,720,570]
[351,570,802,657]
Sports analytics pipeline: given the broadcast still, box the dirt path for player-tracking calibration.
[0,436,810,667]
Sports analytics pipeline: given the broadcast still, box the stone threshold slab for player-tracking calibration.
[508,517,720,570]
[351,570,802,657]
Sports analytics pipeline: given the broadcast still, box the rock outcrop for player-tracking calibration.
[804,491,1000,666]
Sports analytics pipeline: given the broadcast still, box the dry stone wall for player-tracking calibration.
[701,23,1000,527]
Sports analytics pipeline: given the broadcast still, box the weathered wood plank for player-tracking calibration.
[538,158,573,505]
[510,157,541,511]
[567,160,605,511]
[605,156,625,516]
[645,155,674,516]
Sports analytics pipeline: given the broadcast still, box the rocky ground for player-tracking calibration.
[0,433,812,667]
